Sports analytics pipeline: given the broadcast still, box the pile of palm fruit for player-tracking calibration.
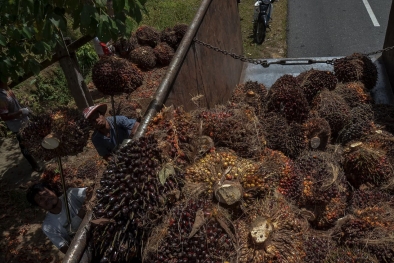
[19,107,90,161]
[89,53,394,262]
[92,24,188,95]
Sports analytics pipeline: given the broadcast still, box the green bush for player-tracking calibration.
[76,43,99,79]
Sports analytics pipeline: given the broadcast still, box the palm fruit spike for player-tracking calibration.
[257,148,302,202]
[337,104,376,144]
[296,69,337,104]
[230,81,268,117]
[303,231,334,263]
[173,23,188,41]
[185,149,258,197]
[266,74,310,123]
[334,81,373,108]
[194,104,266,159]
[311,89,351,136]
[153,42,174,66]
[296,150,348,229]
[343,141,394,188]
[261,112,290,154]
[146,106,199,167]
[303,117,331,150]
[92,56,143,95]
[91,136,183,262]
[129,46,157,70]
[325,246,379,263]
[334,53,378,90]
[286,122,307,159]
[332,207,394,262]
[236,195,307,263]
[372,104,394,134]
[160,27,179,49]
[363,131,394,163]
[135,25,160,47]
[19,107,90,161]
[144,198,237,262]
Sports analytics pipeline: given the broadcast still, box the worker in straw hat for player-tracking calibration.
[83,103,139,160]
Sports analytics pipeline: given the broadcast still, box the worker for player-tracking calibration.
[26,183,89,254]
[83,103,139,160]
[0,80,44,172]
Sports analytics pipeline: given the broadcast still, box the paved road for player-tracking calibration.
[287,0,392,57]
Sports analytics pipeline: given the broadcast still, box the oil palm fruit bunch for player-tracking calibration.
[302,231,334,263]
[256,148,302,202]
[337,104,376,144]
[160,27,179,50]
[129,46,157,70]
[91,136,183,262]
[92,56,143,95]
[194,104,266,159]
[287,122,308,158]
[135,25,160,47]
[296,151,348,229]
[113,36,138,58]
[343,141,394,188]
[334,53,378,90]
[144,198,237,262]
[146,106,199,167]
[334,81,373,108]
[185,149,258,198]
[266,74,310,123]
[261,112,290,154]
[311,89,351,136]
[325,246,379,263]
[348,188,394,211]
[303,117,331,150]
[19,107,90,161]
[332,204,394,262]
[40,167,73,195]
[363,131,394,163]
[372,104,394,134]
[296,69,337,104]
[153,42,175,66]
[236,195,307,263]
[230,81,268,117]
[173,23,188,42]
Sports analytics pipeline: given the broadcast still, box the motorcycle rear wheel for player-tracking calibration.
[254,20,266,45]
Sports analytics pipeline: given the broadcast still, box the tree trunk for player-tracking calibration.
[56,37,94,110]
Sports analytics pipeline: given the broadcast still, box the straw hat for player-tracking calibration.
[83,104,107,119]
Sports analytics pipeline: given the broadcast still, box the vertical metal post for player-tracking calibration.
[58,156,72,226]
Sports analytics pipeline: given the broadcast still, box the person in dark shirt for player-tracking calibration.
[83,104,139,160]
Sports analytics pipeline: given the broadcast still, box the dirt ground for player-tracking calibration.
[0,66,168,263]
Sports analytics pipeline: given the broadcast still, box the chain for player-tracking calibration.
[193,38,394,67]
[193,38,270,67]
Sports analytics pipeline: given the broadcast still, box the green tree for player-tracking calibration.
[0,0,147,82]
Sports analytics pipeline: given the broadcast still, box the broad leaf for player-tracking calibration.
[0,35,7,46]
[81,5,96,27]
[113,0,125,12]
[158,163,176,186]
[95,0,107,8]
[28,59,41,76]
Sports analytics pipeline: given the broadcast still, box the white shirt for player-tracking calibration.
[42,188,86,249]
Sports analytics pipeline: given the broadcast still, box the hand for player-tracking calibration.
[20,108,30,116]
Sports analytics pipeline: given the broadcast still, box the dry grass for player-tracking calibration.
[238,0,287,59]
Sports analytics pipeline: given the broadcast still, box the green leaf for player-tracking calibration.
[97,21,112,42]
[95,0,107,8]
[0,35,7,46]
[22,26,33,39]
[158,163,175,186]
[100,14,108,23]
[42,20,53,40]
[124,16,134,34]
[113,0,125,12]
[33,41,51,55]
[80,5,96,27]
[49,13,67,30]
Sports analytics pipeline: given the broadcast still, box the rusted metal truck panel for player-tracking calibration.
[63,0,394,261]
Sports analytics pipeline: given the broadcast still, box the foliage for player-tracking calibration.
[0,0,148,82]
[76,43,99,78]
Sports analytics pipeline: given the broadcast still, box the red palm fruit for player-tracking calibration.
[334,81,373,107]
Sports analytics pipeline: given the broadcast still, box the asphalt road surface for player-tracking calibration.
[287,0,392,57]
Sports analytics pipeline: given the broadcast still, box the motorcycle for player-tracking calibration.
[253,0,276,44]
